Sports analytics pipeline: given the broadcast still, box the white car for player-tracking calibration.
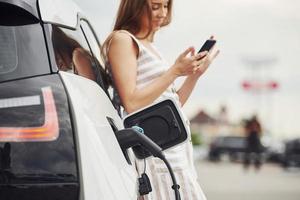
[0,0,187,199]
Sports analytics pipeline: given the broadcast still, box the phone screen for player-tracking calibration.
[198,39,216,53]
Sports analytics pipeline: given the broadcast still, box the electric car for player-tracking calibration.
[0,0,187,199]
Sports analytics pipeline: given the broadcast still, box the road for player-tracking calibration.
[195,160,300,200]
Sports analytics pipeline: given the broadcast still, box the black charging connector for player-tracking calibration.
[115,127,181,200]
[138,173,152,195]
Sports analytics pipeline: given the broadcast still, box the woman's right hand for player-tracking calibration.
[170,47,208,77]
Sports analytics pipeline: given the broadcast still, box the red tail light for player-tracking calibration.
[0,87,59,142]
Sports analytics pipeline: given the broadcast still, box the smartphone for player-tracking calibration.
[198,39,216,53]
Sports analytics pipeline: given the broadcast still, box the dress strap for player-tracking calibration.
[104,30,142,57]
[117,30,141,47]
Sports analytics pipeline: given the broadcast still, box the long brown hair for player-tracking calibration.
[101,0,173,65]
[51,26,90,71]
[113,0,173,39]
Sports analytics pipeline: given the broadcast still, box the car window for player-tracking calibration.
[0,24,50,82]
[80,20,104,67]
[51,25,105,90]
[80,20,109,92]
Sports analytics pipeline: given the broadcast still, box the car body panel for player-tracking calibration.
[59,71,138,200]
[39,0,81,29]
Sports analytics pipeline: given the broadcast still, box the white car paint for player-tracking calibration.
[59,71,138,200]
[39,0,81,28]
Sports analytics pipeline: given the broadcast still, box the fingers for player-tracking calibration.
[211,49,220,60]
[180,47,194,58]
[175,44,219,76]
[194,43,219,64]
[189,38,219,75]
[191,48,195,56]
[196,51,208,60]
[190,51,207,69]
[195,56,206,67]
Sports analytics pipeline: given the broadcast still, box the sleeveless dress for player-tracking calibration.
[106,30,207,200]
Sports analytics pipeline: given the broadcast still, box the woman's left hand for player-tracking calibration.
[190,36,220,78]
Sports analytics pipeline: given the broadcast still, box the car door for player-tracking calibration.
[49,22,138,200]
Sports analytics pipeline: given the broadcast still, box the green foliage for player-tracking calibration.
[191,132,202,146]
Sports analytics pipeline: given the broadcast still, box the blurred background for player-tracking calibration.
[74,0,300,199]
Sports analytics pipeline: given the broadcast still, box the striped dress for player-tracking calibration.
[106,30,207,200]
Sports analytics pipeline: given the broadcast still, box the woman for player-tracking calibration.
[103,0,219,199]
[243,115,263,170]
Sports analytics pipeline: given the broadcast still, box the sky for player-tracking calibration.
[74,0,300,139]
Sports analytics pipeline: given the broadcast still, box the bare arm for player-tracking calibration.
[108,32,203,113]
[177,75,199,106]
[177,42,220,106]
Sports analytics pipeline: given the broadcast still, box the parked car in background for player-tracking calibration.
[208,136,247,162]
[281,138,300,168]
[208,135,288,166]
[262,137,285,164]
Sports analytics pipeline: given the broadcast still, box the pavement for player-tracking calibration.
[195,160,300,200]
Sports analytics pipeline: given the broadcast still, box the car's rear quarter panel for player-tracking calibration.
[59,72,137,200]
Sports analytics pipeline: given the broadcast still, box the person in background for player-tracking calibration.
[102,0,219,199]
[243,115,263,170]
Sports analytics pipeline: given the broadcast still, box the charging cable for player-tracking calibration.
[132,126,181,200]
